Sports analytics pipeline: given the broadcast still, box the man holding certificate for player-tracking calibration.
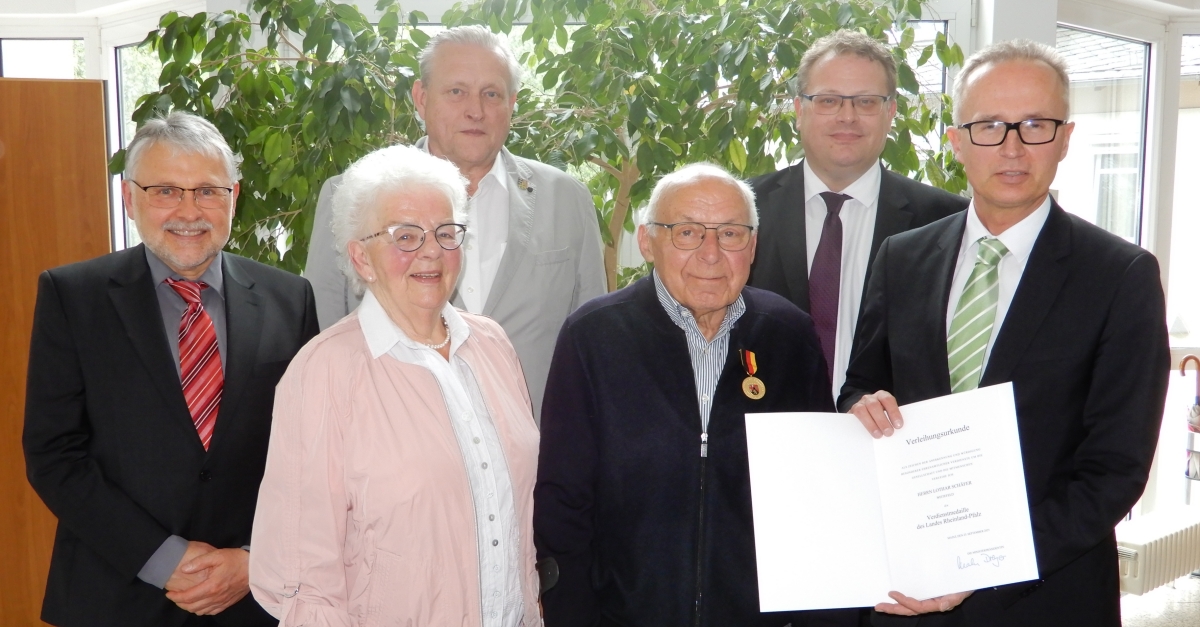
[840,40,1170,627]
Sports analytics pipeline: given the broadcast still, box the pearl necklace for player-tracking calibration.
[421,316,451,350]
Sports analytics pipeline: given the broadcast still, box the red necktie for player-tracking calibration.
[166,279,223,450]
[809,192,851,383]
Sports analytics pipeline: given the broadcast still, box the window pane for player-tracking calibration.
[115,43,165,248]
[1,39,84,79]
[1053,25,1149,244]
[1167,35,1200,349]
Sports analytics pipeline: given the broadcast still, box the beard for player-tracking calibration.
[143,218,227,274]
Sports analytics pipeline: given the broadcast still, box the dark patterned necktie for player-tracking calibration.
[809,192,851,383]
[166,278,223,450]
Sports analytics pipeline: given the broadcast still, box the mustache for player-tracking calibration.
[161,219,213,232]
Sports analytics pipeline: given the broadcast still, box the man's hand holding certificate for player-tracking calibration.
[745,383,1038,613]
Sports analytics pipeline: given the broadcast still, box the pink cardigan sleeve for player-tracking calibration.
[250,340,354,627]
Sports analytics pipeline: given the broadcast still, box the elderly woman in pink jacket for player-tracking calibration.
[249,144,541,626]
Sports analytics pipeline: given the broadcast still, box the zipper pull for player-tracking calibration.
[700,432,708,458]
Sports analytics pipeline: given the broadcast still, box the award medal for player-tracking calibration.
[740,349,765,400]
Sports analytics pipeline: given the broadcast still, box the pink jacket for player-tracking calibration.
[249,311,541,626]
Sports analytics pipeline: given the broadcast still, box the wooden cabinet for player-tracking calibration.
[0,77,111,626]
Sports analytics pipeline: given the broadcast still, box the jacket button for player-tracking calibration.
[199,470,212,482]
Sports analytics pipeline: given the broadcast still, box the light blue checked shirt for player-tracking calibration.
[653,271,746,456]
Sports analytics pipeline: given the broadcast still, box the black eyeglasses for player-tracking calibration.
[798,93,892,116]
[957,118,1067,146]
[360,223,468,252]
[650,222,755,251]
[129,181,234,209]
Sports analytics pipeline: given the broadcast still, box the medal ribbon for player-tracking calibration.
[741,349,758,377]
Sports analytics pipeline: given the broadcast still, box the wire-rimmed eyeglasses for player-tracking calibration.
[957,118,1067,146]
[129,181,234,209]
[360,223,468,252]
[798,93,892,116]
[650,222,755,251]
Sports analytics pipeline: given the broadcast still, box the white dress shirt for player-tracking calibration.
[358,291,523,627]
[458,154,510,314]
[803,160,881,399]
[944,196,1052,371]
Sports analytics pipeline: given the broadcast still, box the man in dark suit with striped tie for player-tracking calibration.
[841,40,1169,627]
[23,112,319,627]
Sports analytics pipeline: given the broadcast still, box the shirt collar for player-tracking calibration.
[652,270,746,342]
[421,141,508,194]
[358,289,470,361]
[801,159,882,206]
[145,247,224,297]
[480,149,509,192]
[963,195,1052,264]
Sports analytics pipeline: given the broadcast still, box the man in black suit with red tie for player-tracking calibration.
[749,30,968,400]
[23,112,319,626]
[841,40,1169,627]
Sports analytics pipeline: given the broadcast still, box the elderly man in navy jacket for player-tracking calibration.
[534,163,857,627]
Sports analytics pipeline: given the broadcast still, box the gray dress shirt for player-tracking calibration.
[136,248,228,588]
[652,271,746,454]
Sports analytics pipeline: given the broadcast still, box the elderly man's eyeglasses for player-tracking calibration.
[651,222,755,251]
[957,118,1066,146]
[799,93,892,116]
[130,181,234,209]
[360,223,468,252]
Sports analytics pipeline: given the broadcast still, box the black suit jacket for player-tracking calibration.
[23,245,319,627]
[748,162,969,312]
[839,203,1170,627]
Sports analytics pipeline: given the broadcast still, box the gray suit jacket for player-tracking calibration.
[305,140,607,423]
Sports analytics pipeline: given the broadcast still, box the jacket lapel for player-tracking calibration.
[981,202,1071,386]
[209,255,263,451]
[107,245,201,446]
[923,215,968,395]
[632,278,704,431]
[483,148,534,316]
[766,164,811,309]
[869,168,915,271]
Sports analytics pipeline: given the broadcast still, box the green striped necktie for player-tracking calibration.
[947,237,1009,393]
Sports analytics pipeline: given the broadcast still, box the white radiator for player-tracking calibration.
[1116,508,1200,595]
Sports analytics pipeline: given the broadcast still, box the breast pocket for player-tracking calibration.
[530,247,576,323]
[534,246,573,266]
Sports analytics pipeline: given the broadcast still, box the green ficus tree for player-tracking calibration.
[445,0,967,288]
[115,0,966,285]
[112,0,431,272]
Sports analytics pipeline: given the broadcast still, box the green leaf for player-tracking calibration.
[897,63,919,95]
[727,140,747,173]
[659,136,682,156]
[264,131,283,163]
[246,125,270,146]
[378,9,399,41]
[108,149,126,175]
[172,29,194,65]
[340,85,361,113]
[330,21,355,51]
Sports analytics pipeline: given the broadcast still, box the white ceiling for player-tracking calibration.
[0,0,1195,22]
[0,0,457,18]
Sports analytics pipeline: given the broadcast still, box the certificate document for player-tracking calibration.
[745,383,1038,611]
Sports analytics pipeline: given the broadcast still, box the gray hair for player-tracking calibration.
[124,111,239,182]
[331,144,469,296]
[418,25,522,94]
[953,39,1071,124]
[638,162,759,228]
[794,30,898,97]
